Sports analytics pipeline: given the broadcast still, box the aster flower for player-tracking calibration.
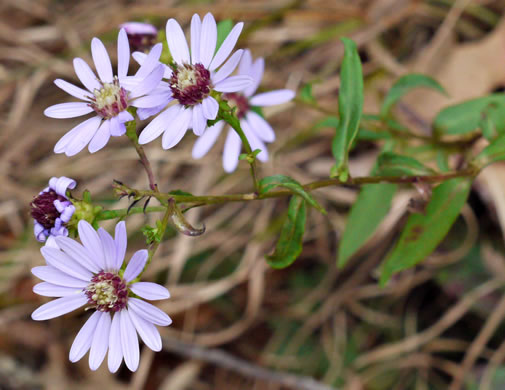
[31,220,172,372]
[135,13,253,149]
[44,28,166,156]
[192,50,295,172]
[119,22,158,52]
[31,176,76,244]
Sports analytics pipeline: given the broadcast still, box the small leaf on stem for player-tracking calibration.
[330,37,364,179]
[266,196,307,269]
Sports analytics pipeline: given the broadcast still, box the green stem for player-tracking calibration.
[115,167,478,208]
[140,204,172,277]
[125,118,158,192]
[218,104,260,192]
[96,206,167,221]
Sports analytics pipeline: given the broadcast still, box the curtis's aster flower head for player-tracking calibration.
[31,220,172,372]
[31,176,76,243]
[44,28,166,156]
[134,13,253,149]
[119,22,158,52]
[192,50,295,172]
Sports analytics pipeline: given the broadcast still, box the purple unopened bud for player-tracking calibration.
[30,176,76,243]
[119,22,158,52]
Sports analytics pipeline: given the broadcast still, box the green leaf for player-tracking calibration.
[480,107,498,141]
[216,19,233,52]
[377,152,436,176]
[380,178,472,285]
[434,94,505,136]
[259,175,326,214]
[331,37,364,181]
[380,74,446,118]
[474,133,505,167]
[300,83,316,104]
[338,183,397,268]
[266,196,307,268]
[436,150,450,172]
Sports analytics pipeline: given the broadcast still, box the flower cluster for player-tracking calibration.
[33,12,295,374]
[31,221,171,372]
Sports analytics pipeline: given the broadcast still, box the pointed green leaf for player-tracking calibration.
[331,37,364,180]
[266,196,307,269]
[380,178,472,285]
[474,133,505,168]
[434,94,505,136]
[338,183,397,268]
[300,82,316,104]
[377,152,435,176]
[259,175,326,214]
[380,74,446,118]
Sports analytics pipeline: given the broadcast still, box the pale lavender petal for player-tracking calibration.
[130,65,164,98]
[250,90,295,106]
[31,292,87,321]
[70,311,101,363]
[133,50,172,79]
[54,79,91,100]
[120,22,157,35]
[54,236,100,273]
[134,43,163,78]
[89,312,111,371]
[223,129,242,172]
[245,111,275,142]
[190,14,201,64]
[117,28,130,78]
[33,282,82,297]
[98,228,116,271]
[137,104,167,121]
[166,19,190,65]
[119,310,139,372]
[132,92,170,108]
[238,49,252,77]
[53,116,101,155]
[64,116,102,157]
[192,120,225,159]
[201,96,218,120]
[128,298,172,326]
[44,102,93,119]
[129,282,170,300]
[138,104,181,144]
[192,104,206,136]
[41,246,92,281]
[50,176,76,197]
[241,118,268,162]
[214,76,253,93]
[73,58,101,92]
[113,221,127,271]
[128,308,162,351]
[211,49,243,84]
[88,119,111,153]
[78,220,105,269]
[43,235,58,248]
[91,37,113,83]
[244,58,264,97]
[109,116,122,137]
[123,249,148,282]
[199,13,217,68]
[161,107,191,149]
[108,312,123,373]
[209,22,243,71]
[31,266,89,288]
[117,111,134,123]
